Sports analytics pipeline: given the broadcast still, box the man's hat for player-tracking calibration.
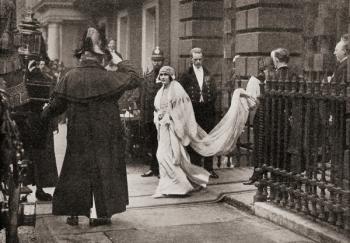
[151,46,164,61]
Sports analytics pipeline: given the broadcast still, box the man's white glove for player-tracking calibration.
[110,51,123,65]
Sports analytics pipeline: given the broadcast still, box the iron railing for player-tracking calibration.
[253,69,350,234]
[216,76,253,168]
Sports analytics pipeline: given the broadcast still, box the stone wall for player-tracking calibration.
[222,0,236,84]
[234,0,304,77]
[178,0,224,80]
[159,0,171,66]
[302,0,348,73]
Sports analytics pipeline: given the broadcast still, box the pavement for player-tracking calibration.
[33,168,257,214]
[5,124,349,242]
[33,168,317,243]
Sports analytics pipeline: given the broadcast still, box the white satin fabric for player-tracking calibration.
[153,78,259,197]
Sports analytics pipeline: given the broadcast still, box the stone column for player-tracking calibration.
[178,0,223,78]
[47,22,60,60]
[234,0,304,77]
[221,0,236,112]
[40,26,48,43]
[312,0,336,73]
[223,0,235,83]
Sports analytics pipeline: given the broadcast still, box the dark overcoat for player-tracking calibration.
[140,69,162,158]
[140,69,162,124]
[42,59,142,217]
[331,59,347,84]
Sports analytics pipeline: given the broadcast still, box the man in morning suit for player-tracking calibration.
[179,47,219,179]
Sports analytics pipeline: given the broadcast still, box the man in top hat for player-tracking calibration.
[140,46,164,177]
[179,47,219,179]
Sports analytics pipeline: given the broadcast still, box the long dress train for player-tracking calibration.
[153,78,258,197]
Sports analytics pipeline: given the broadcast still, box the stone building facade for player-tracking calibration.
[23,0,88,67]
[223,0,349,80]
[22,0,350,82]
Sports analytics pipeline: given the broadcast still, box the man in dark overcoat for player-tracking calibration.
[41,27,142,226]
[331,34,349,84]
[140,46,164,177]
[179,47,219,179]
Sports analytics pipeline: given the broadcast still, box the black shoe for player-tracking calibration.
[209,170,219,179]
[141,170,154,177]
[66,216,79,226]
[35,189,53,201]
[192,185,204,192]
[89,217,111,227]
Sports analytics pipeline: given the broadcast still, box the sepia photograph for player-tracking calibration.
[0,0,350,242]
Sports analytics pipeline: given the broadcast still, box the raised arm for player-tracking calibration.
[115,60,144,91]
[41,96,67,122]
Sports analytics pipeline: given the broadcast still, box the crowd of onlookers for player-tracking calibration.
[28,58,66,85]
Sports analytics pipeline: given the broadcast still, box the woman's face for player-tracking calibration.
[159,72,171,86]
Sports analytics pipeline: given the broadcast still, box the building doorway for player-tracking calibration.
[117,10,129,59]
[142,0,159,72]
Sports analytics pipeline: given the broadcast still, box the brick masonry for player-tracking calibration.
[178,0,224,78]
[234,0,304,77]
[159,0,171,66]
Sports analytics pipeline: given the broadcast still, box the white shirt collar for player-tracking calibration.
[193,64,203,72]
[193,64,204,102]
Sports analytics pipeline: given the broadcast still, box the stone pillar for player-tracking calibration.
[47,22,60,60]
[223,0,235,83]
[234,0,304,77]
[178,0,223,79]
[312,0,337,73]
[304,0,349,73]
[221,0,236,112]
[40,26,48,43]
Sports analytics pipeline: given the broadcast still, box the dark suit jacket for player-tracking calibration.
[179,65,217,105]
[140,69,162,124]
[179,65,217,131]
[331,59,347,84]
[276,66,289,80]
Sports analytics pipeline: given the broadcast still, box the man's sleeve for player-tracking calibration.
[116,60,144,90]
[41,97,68,122]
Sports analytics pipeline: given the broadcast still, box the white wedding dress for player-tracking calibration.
[152,78,259,197]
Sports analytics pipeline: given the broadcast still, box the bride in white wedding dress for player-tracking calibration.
[152,66,258,198]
